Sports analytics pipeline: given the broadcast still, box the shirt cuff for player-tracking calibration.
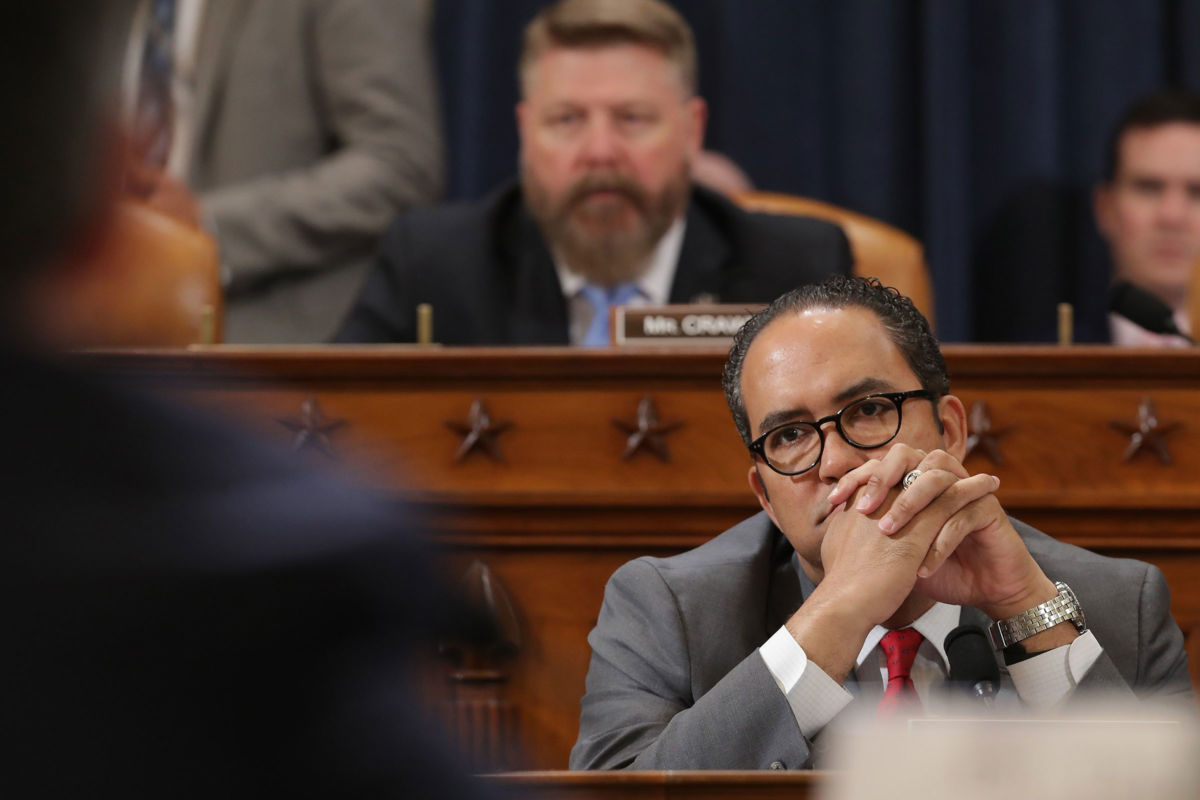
[759,625,854,738]
[1008,630,1103,710]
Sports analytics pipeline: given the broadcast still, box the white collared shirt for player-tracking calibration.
[854,601,960,701]
[554,217,686,345]
[1109,309,1192,348]
[759,601,1102,740]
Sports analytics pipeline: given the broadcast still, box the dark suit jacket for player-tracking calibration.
[333,182,852,344]
[0,352,485,797]
[569,512,1191,771]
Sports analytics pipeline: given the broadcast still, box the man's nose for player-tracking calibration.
[816,425,867,484]
[1156,186,1191,226]
[578,119,622,165]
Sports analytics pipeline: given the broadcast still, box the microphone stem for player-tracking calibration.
[971,682,998,711]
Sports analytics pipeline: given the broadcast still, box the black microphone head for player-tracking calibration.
[1107,281,1181,336]
[944,624,1000,685]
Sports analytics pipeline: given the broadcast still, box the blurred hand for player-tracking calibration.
[125,161,201,228]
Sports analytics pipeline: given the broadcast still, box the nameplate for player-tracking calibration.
[612,304,765,346]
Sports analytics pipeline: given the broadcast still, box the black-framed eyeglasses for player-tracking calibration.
[748,389,939,477]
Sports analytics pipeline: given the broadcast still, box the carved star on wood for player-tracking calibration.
[276,397,347,459]
[446,399,513,462]
[1109,397,1183,465]
[964,401,1009,466]
[611,396,684,462]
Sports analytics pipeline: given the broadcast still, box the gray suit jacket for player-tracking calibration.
[570,512,1191,770]
[189,0,443,342]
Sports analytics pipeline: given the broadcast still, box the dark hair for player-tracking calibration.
[519,0,697,96]
[0,2,129,301]
[722,276,949,447]
[1102,89,1200,182]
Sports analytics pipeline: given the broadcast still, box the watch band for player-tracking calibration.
[987,581,1086,650]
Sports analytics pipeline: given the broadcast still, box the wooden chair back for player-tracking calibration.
[43,200,221,346]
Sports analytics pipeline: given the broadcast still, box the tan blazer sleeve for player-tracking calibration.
[200,0,443,287]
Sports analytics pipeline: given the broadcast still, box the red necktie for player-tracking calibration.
[877,628,924,717]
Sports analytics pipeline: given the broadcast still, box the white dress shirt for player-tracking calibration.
[1109,309,1192,348]
[759,600,1102,740]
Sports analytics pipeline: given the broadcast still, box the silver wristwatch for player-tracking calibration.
[987,581,1087,650]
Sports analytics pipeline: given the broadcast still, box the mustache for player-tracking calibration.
[563,173,648,213]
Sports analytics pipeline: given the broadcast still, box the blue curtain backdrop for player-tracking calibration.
[433,0,1200,342]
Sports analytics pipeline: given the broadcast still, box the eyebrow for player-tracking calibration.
[754,377,897,436]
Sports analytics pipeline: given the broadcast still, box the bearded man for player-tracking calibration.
[334,0,851,346]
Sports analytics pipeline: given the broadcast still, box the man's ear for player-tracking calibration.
[939,394,969,463]
[686,96,708,157]
[515,100,529,144]
[748,463,782,529]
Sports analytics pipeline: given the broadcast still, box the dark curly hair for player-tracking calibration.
[722,276,949,447]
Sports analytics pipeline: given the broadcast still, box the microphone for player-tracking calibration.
[1107,281,1197,344]
[944,625,1000,707]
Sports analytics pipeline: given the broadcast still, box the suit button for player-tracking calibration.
[769,760,786,770]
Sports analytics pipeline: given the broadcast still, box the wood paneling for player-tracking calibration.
[77,346,1200,769]
[485,770,822,800]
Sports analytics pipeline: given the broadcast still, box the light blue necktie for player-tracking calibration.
[579,283,641,346]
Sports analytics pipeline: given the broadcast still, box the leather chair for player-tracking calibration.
[733,191,936,328]
[40,200,222,347]
[1190,257,1200,341]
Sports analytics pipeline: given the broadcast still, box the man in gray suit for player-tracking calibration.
[571,276,1191,770]
[135,0,443,342]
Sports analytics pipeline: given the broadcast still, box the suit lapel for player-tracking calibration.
[765,527,805,635]
[499,187,733,340]
[499,199,570,344]
[190,0,249,180]
[668,193,732,304]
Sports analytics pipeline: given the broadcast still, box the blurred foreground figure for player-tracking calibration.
[1095,89,1200,346]
[2,4,489,797]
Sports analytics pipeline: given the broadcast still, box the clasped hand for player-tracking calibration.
[820,445,1054,626]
